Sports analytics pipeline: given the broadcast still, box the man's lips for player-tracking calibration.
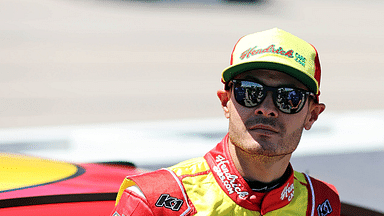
[249,124,279,133]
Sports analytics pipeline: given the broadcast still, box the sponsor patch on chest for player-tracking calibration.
[317,199,333,216]
[155,194,184,211]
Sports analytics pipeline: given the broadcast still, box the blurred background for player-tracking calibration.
[1,0,383,212]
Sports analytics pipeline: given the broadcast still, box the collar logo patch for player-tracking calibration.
[280,182,294,202]
[155,194,184,211]
[213,155,249,199]
[317,199,333,216]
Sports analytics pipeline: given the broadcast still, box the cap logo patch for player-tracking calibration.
[240,44,306,67]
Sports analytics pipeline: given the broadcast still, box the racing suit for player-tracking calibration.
[112,134,340,216]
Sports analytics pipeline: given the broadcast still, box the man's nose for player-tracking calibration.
[254,92,279,117]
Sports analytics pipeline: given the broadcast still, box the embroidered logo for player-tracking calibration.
[280,182,294,202]
[240,44,306,67]
[317,199,333,216]
[212,155,249,199]
[155,194,184,211]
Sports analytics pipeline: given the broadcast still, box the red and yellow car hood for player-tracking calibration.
[0,153,145,215]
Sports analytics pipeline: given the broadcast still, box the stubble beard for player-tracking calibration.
[228,119,304,158]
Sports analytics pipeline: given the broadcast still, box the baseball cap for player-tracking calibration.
[222,28,321,101]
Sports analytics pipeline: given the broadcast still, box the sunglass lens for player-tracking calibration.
[234,81,264,107]
[275,88,306,114]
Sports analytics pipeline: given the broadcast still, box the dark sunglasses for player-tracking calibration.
[231,80,315,114]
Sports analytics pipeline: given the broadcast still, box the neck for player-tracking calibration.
[228,141,291,184]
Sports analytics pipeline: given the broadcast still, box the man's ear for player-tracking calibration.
[304,102,326,130]
[217,89,230,119]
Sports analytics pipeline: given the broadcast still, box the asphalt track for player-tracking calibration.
[1,0,384,213]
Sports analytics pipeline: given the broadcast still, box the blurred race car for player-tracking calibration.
[0,153,382,216]
[0,153,145,215]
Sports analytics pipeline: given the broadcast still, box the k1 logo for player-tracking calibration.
[317,199,333,216]
[155,194,184,211]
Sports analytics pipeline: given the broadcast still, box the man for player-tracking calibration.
[111,28,340,216]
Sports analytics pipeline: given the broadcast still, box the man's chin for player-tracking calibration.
[236,143,280,157]
[241,143,294,158]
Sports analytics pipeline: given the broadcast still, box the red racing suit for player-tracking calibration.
[111,134,340,216]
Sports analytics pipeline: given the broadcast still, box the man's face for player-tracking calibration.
[219,69,324,158]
